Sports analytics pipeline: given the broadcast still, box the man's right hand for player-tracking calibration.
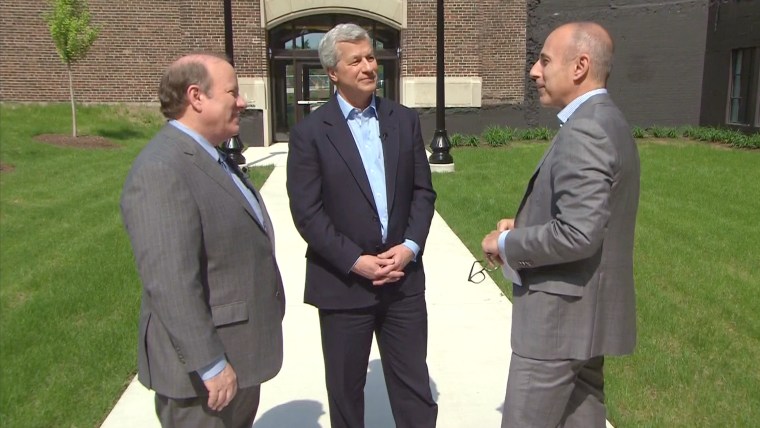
[351,255,405,286]
[497,218,515,232]
[204,363,238,412]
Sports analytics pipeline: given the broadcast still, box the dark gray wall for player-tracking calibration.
[529,0,709,128]
[700,1,760,132]
[420,0,711,141]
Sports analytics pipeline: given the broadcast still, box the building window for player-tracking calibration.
[727,48,756,125]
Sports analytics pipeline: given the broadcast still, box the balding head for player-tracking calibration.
[560,22,614,84]
[530,21,614,109]
[158,53,229,119]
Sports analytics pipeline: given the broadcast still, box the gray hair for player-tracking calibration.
[318,23,371,71]
[570,22,614,83]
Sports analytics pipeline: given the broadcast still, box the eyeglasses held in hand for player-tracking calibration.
[467,260,499,284]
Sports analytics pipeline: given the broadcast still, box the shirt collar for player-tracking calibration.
[168,120,220,162]
[336,92,377,120]
[557,88,608,125]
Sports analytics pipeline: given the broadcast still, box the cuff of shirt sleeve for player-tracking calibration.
[498,230,509,264]
[403,239,420,262]
[198,356,227,381]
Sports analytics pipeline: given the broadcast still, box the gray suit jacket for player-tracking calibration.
[121,124,285,398]
[505,93,640,360]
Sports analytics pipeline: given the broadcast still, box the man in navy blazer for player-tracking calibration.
[287,23,438,428]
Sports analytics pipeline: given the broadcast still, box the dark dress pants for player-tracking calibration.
[318,291,438,428]
[155,385,261,428]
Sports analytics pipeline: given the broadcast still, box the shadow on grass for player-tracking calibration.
[95,127,151,141]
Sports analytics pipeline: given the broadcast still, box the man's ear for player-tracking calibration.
[327,67,338,83]
[574,54,590,82]
[187,85,203,112]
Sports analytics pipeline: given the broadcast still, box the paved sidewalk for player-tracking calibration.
[101,144,612,427]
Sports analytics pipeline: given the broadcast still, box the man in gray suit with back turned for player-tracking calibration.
[121,53,284,427]
[482,22,640,427]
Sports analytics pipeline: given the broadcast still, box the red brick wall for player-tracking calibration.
[479,0,525,104]
[404,0,525,105]
[0,0,266,103]
[1,1,523,105]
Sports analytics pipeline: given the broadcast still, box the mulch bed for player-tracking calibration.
[33,134,120,149]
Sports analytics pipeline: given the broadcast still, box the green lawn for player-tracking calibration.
[2,104,758,427]
[433,142,760,427]
[0,104,272,427]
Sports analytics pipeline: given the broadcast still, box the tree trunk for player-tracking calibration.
[67,63,77,138]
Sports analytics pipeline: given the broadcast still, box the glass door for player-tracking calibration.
[272,60,334,142]
[295,62,332,122]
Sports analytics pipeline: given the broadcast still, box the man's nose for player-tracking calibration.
[529,62,540,80]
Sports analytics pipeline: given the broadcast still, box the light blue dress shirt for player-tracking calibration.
[335,93,420,258]
[497,89,608,284]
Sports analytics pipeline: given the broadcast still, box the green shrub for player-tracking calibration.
[680,126,699,139]
[465,134,480,147]
[449,133,481,147]
[746,133,760,149]
[449,133,465,147]
[683,127,760,149]
[482,126,512,147]
[632,126,647,138]
[521,127,555,140]
[649,126,679,138]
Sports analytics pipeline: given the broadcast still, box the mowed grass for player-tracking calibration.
[432,142,760,427]
[0,104,273,427]
[2,103,758,427]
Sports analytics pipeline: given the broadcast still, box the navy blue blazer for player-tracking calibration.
[286,95,436,309]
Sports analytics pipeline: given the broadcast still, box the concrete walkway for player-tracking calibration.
[101,144,612,427]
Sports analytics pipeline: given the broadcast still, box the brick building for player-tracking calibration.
[0,0,526,145]
[2,1,757,144]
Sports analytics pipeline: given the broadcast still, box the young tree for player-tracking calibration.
[45,0,99,137]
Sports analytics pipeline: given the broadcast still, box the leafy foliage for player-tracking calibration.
[630,125,760,149]
[450,133,480,147]
[45,0,99,65]
[44,0,100,137]
[482,126,513,147]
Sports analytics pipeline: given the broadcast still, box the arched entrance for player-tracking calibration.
[269,14,400,142]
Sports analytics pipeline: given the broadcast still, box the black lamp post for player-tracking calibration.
[428,0,454,165]
[220,0,247,165]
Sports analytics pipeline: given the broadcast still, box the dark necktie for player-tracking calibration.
[217,151,266,230]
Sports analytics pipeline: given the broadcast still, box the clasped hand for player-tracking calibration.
[352,244,414,286]
[480,218,515,267]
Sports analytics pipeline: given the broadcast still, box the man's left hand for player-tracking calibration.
[377,244,415,273]
[481,230,504,266]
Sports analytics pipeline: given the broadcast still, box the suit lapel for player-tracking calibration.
[169,127,269,234]
[323,97,378,212]
[515,133,560,218]
[377,97,399,212]
[224,158,273,237]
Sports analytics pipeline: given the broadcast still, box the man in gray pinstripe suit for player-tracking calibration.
[121,53,284,428]
[482,22,640,427]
